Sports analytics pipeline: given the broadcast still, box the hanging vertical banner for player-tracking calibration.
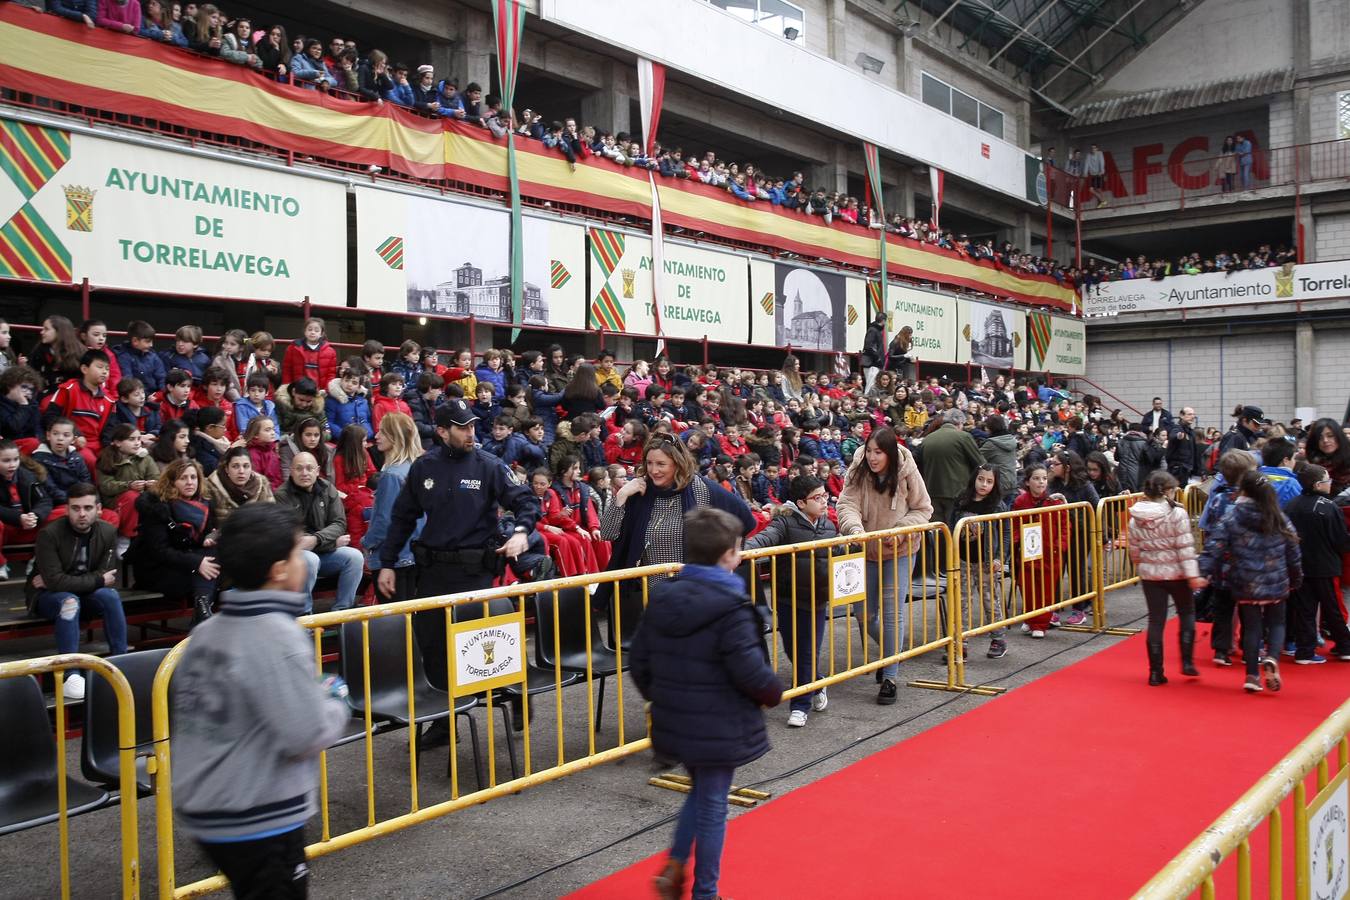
[930,166,944,230]
[354,185,585,328]
[958,300,1024,369]
[492,0,527,339]
[862,142,886,324]
[636,57,667,355]
[587,228,749,342]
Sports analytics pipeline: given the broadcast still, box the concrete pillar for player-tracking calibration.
[424,40,454,81]
[450,8,492,93]
[810,144,848,194]
[581,62,632,136]
[1299,207,1316,261]
[1295,321,1315,412]
[826,0,847,63]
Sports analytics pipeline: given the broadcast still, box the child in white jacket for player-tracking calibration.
[1128,470,1206,685]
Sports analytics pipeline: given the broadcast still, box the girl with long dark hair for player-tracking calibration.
[951,463,1010,659]
[1305,417,1350,493]
[837,426,934,704]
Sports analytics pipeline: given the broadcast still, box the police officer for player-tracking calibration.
[378,398,539,741]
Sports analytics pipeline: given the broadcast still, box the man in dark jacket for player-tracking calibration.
[1114,424,1151,492]
[1166,407,1202,484]
[744,476,836,726]
[632,507,782,900]
[1284,465,1350,663]
[275,452,363,613]
[26,483,125,700]
[860,314,886,393]
[918,410,986,526]
[1142,397,1173,433]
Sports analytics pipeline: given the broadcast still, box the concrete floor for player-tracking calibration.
[0,585,1152,900]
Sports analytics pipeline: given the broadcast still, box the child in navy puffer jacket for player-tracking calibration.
[1198,470,1303,694]
[632,507,782,900]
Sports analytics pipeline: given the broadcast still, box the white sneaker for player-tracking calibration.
[1020,623,1031,634]
[812,686,828,712]
[1030,629,1046,639]
[787,709,808,727]
[0,564,9,580]
[63,672,86,701]
[115,536,131,558]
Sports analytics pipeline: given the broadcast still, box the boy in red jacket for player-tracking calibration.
[43,349,113,474]
[370,372,413,432]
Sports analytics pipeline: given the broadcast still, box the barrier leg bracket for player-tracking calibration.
[1060,624,1141,636]
[907,678,1006,696]
[650,773,771,808]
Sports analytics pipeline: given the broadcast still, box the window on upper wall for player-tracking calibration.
[921,72,1005,140]
[1339,91,1350,139]
[710,0,805,44]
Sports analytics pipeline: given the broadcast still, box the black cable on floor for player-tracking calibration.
[470,611,1150,899]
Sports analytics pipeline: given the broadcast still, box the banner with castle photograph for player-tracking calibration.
[957,300,1024,370]
[0,121,347,302]
[587,228,750,342]
[353,184,587,328]
[748,259,864,353]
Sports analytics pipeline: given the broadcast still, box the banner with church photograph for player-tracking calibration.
[747,258,856,352]
[957,300,1024,369]
[353,184,587,328]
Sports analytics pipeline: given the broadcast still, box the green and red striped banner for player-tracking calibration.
[591,284,625,332]
[0,202,72,282]
[1027,311,1052,369]
[0,120,72,282]
[376,235,404,270]
[847,304,859,326]
[493,0,526,339]
[588,228,627,331]
[863,141,887,325]
[550,259,571,289]
[759,291,775,315]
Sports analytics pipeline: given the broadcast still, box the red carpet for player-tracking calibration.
[569,620,1350,899]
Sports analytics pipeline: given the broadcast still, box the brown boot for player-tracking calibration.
[653,857,686,900]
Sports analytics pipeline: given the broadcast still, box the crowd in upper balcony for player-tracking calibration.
[7,0,1081,294]
[1080,243,1297,286]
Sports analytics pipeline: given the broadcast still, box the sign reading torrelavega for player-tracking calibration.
[0,120,347,301]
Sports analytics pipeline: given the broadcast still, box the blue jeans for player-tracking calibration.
[854,557,912,681]
[670,765,736,900]
[1239,159,1252,188]
[302,547,365,612]
[35,588,127,655]
[1240,601,1285,678]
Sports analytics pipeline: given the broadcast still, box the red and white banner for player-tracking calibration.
[637,57,667,355]
[929,166,944,231]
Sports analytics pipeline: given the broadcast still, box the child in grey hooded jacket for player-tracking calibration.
[171,504,350,897]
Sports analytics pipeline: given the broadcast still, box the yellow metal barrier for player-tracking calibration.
[1097,492,1143,594]
[1135,697,1350,899]
[740,521,961,698]
[0,653,141,899]
[1180,483,1209,549]
[949,501,1100,692]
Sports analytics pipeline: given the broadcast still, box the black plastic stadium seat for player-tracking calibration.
[80,648,170,796]
[0,676,109,835]
[531,587,619,732]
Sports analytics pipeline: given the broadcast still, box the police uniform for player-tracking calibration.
[381,399,540,688]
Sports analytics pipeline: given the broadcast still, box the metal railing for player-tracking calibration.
[1135,697,1350,899]
[1053,139,1350,213]
[0,654,141,899]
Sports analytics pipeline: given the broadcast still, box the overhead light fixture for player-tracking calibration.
[900,20,921,37]
[418,316,427,325]
[855,52,885,74]
[783,26,799,41]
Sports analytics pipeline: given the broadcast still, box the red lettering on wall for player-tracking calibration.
[1167,136,1211,190]
[1102,151,1129,198]
[1132,143,1164,196]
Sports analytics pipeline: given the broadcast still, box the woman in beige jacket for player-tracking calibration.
[202,447,276,524]
[837,427,934,704]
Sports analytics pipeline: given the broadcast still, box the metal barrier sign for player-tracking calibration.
[830,551,867,607]
[450,610,526,697]
[1305,766,1350,900]
[1021,523,1044,562]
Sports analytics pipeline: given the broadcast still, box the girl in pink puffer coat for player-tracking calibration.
[1128,470,1206,686]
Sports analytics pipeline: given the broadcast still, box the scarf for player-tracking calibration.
[169,497,211,544]
[219,472,262,506]
[606,477,706,573]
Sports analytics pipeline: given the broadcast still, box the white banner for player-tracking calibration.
[958,300,1024,369]
[1025,312,1086,376]
[0,124,346,301]
[1080,260,1350,316]
[587,227,749,342]
[887,283,960,365]
[354,185,587,329]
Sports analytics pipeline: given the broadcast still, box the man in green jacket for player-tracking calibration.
[919,409,987,526]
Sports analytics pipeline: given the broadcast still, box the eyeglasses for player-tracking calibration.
[805,492,829,502]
